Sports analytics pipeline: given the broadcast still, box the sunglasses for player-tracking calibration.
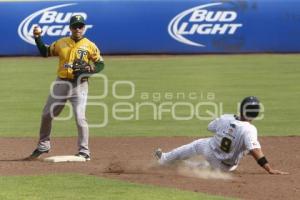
[71,24,84,29]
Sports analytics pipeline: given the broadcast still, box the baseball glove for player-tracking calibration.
[72,59,90,78]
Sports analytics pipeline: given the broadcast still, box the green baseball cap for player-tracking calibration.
[70,15,85,26]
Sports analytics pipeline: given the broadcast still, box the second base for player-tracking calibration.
[43,155,86,163]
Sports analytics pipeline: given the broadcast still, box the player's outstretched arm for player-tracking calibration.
[33,26,50,57]
[250,148,289,175]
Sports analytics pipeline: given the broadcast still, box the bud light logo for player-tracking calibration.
[168,3,243,47]
[18,4,93,45]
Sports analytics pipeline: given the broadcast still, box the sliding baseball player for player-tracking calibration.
[155,96,288,174]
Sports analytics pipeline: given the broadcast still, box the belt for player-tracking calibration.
[59,77,88,83]
[221,161,233,167]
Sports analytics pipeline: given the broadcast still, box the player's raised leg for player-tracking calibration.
[155,138,214,166]
[155,140,200,165]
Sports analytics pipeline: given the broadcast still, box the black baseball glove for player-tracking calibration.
[72,59,91,79]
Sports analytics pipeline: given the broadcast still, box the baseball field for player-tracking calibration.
[0,55,299,200]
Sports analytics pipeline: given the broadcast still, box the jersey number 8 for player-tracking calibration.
[220,137,232,153]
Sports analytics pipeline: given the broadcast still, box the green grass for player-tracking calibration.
[0,55,299,137]
[0,174,231,200]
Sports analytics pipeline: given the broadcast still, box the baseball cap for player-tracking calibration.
[70,15,85,26]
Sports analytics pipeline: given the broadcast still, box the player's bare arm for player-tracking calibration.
[250,148,288,175]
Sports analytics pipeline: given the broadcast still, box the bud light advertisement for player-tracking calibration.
[0,0,300,55]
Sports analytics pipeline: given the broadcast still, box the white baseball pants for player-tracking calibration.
[159,138,238,171]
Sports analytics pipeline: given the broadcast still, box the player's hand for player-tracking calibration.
[84,65,95,73]
[268,169,289,175]
[33,26,42,38]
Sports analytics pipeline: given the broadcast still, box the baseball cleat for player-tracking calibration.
[25,149,49,161]
[75,152,91,161]
[154,148,162,160]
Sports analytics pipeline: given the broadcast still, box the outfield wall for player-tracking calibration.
[1,0,300,55]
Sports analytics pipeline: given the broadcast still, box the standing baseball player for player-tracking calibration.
[26,15,104,161]
[155,96,288,174]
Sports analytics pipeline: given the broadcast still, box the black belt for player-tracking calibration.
[221,161,233,167]
[59,77,88,83]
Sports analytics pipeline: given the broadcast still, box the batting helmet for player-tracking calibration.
[240,96,260,120]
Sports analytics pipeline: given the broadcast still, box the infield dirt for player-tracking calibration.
[0,136,299,200]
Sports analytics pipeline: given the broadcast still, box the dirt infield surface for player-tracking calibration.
[0,136,299,200]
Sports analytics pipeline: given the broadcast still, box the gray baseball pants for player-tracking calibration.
[37,77,90,155]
